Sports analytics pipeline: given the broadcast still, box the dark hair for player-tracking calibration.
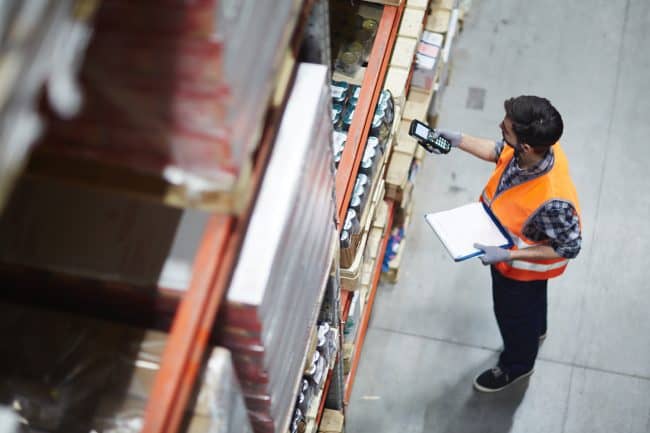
[504,96,563,148]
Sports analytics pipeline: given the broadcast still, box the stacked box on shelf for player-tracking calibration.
[425,2,461,120]
[318,409,344,433]
[38,0,303,210]
[385,122,418,202]
[382,1,427,201]
[385,9,446,201]
[0,301,252,433]
[406,0,428,9]
[410,31,444,97]
[220,64,337,433]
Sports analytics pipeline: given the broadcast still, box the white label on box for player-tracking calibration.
[415,53,437,70]
[331,85,346,99]
[333,131,347,149]
[422,31,444,47]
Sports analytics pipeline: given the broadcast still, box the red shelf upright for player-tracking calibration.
[334,3,405,228]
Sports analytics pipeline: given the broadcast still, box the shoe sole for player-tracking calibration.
[473,369,535,393]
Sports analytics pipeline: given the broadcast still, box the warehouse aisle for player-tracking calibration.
[348,0,650,432]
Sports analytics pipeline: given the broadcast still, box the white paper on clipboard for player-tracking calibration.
[424,202,513,262]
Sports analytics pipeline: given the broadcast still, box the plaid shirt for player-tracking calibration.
[494,141,581,258]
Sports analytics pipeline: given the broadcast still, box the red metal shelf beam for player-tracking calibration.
[139,0,327,430]
[142,215,234,433]
[334,3,404,228]
[142,99,285,433]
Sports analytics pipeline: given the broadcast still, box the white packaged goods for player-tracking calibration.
[224,63,337,433]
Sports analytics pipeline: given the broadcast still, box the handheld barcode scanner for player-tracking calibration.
[408,119,452,154]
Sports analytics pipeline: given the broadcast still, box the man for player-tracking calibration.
[426,95,581,392]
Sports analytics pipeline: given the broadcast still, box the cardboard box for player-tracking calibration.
[426,9,452,33]
[406,0,429,10]
[431,0,457,9]
[398,8,425,39]
[383,67,410,106]
[385,150,414,189]
[390,36,418,69]
[319,409,344,433]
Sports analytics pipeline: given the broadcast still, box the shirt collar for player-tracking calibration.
[513,148,554,175]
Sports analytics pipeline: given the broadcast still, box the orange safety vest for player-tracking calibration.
[481,143,581,281]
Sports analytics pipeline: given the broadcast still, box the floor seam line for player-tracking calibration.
[586,0,631,269]
[372,325,650,381]
[560,366,575,433]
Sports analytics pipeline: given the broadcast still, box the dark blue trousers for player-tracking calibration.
[491,266,547,377]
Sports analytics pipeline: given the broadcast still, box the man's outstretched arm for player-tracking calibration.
[436,129,500,163]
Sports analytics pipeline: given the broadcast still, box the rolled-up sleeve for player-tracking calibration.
[525,201,582,259]
[494,139,505,161]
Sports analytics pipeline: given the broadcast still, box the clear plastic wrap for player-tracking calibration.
[222,63,337,433]
[38,0,301,200]
[0,0,97,210]
[0,302,252,433]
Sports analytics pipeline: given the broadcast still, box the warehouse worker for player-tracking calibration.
[427,95,582,392]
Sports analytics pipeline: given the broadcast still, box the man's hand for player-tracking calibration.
[474,243,511,265]
[436,128,462,148]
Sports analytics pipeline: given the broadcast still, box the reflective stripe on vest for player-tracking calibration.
[510,258,569,272]
[482,143,581,281]
[506,229,569,273]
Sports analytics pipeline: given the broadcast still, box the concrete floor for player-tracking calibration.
[347,0,650,432]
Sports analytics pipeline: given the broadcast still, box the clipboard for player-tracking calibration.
[424,202,513,262]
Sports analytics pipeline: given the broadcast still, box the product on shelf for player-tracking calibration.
[411,30,444,92]
[220,64,337,433]
[333,15,379,77]
[289,321,338,433]
[332,77,394,269]
[382,227,404,272]
[0,301,252,433]
[0,0,99,211]
[37,0,301,202]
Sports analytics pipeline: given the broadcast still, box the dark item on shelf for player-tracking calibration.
[366,135,383,156]
[344,209,361,235]
[382,227,404,272]
[340,230,351,249]
[331,80,350,105]
[341,105,356,131]
[370,111,390,144]
[348,84,361,106]
[378,89,394,124]
[331,103,344,129]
